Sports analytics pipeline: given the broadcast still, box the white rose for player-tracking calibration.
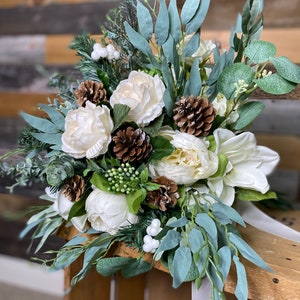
[148,130,218,185]
[178,34,216,65]
[85,188,139,235]
[61,102,113,159]
[213,128,280,194]
[47,188,87,232]
[110,71,165,126]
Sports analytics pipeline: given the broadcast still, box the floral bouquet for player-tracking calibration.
[1,0,300,299]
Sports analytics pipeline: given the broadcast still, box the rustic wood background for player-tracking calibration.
[0,0,299,280]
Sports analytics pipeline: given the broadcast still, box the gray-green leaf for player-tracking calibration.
[244,40,277,64]
[155,0,169,45]
[137,1,153,41]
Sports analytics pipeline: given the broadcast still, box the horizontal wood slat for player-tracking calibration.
[0,0,100,8]
[1,0,300,35]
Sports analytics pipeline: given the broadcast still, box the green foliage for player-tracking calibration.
[236,188,277,201]
[149,135,175,161]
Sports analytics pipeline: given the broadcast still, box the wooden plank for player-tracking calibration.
[0,1,119,35]
[0,0,100,8]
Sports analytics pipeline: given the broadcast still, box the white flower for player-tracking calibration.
[110,71,165,126]
[47,187,87,232]
[85,188,139,235]
[61,102,113,159]
[213,128,279,195]
[178,34,216,65]
[148,129,218,185]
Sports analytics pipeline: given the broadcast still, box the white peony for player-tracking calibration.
[61,102,113,159]
[148,129,218,185]
[213,128,280,196]
[46,187,87,232]
[85,188,139,235]
[110,71,165,126]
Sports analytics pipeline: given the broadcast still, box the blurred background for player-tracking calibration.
[0,0,299,299]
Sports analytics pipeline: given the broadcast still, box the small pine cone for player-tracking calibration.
[112,127,152,164]
[75,80,107,107]
[62,175,85,202]
[173,96,216,137]
[146,176,179,211]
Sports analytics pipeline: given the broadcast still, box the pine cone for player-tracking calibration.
[62,175,85,202]
[112,127,152,164]
[173,96,216,137]
[75,80,107,107]
[146,176,179,211]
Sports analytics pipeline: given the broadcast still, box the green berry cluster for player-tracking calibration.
[105,163,140,194]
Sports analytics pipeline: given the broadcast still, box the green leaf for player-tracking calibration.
[51,248,84,271]
[68,198,86,220]
[195,213,217,243]
[155,0,169,46]
[124,21,152,56]
[143,113,164,136]
[236,188,277,201]
[31,132,62,147]
[212,202,245,227]
[162,89,174,117]
[254,73,296,95]
[217,246,232,284]
[167,217,188,228]
[181,0,200,24]
[183,31,200,58]
[234,101,265,130]
[96,257,135,277]
[233,255,248,300]
[149,135,175,161]
[188,228,204,253]
[112,104,130,131]
[90,172,110,192]
[244,40,277,64]
[64,235,88,247]
[173,246,192,288]
[157,230,181,252]
[137,1,153,41]
[211,154,229,178]
[168,0,182,43]
[126,188,146,214]
[217,63,254,99]
[270,56,300,84]
[186,0,211,35]
[122,258,152,278]
[143,182,160,191]
[21,112,59,133]
[185,58,202,96]
[229,233,273,272]
[39,104,65,131]
[139,167,149,183]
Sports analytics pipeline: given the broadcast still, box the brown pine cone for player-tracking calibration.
[112,127,152,164]
[62,175,85,202]
[75,80,107,107]
[173,96,216,137]
[146,176,179,211]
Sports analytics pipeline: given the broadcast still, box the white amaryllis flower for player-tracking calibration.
[178,34,216,65]
[85,188,139,235]
[213,128,279,196]
[110,71,165,126]
[148,129,218,185]
[46,187,87,232]
[61,102,113,159]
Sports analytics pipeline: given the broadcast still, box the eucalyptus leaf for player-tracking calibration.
[234,101,265,130]
[39,104,65,131]
[270,56,300,84]
[229,232,273,272]
[96,257,135,277]
[21,112,59,134]
[112,104,130,131]
[185,58,201,96]
[124,21,152,56]
[51,248,84,271]
[233,255,248,300]
[253,73,296,95]
[186,0,211,35]
[162,89,175,117]
[157,229,181,251]
[167,216,188,228]
[244,40,277,64]
[188,228,204,253]
[122,258,152,277]
[217,246,232,284]
[183,31,200,58]
[212,202,245,227]
[181,0,200,25]
[155,0,169,46]
[168,0,182,43]
[195,213,217,242]
[31,132,62,147]
[137,1,153,41]
[173,246,192,288]
[63,235,89,247]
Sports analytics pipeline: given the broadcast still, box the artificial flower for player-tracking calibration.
[61,101,113,159]
[85,187,139,235]
[149,129,218,185]
[109,70,165,126]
